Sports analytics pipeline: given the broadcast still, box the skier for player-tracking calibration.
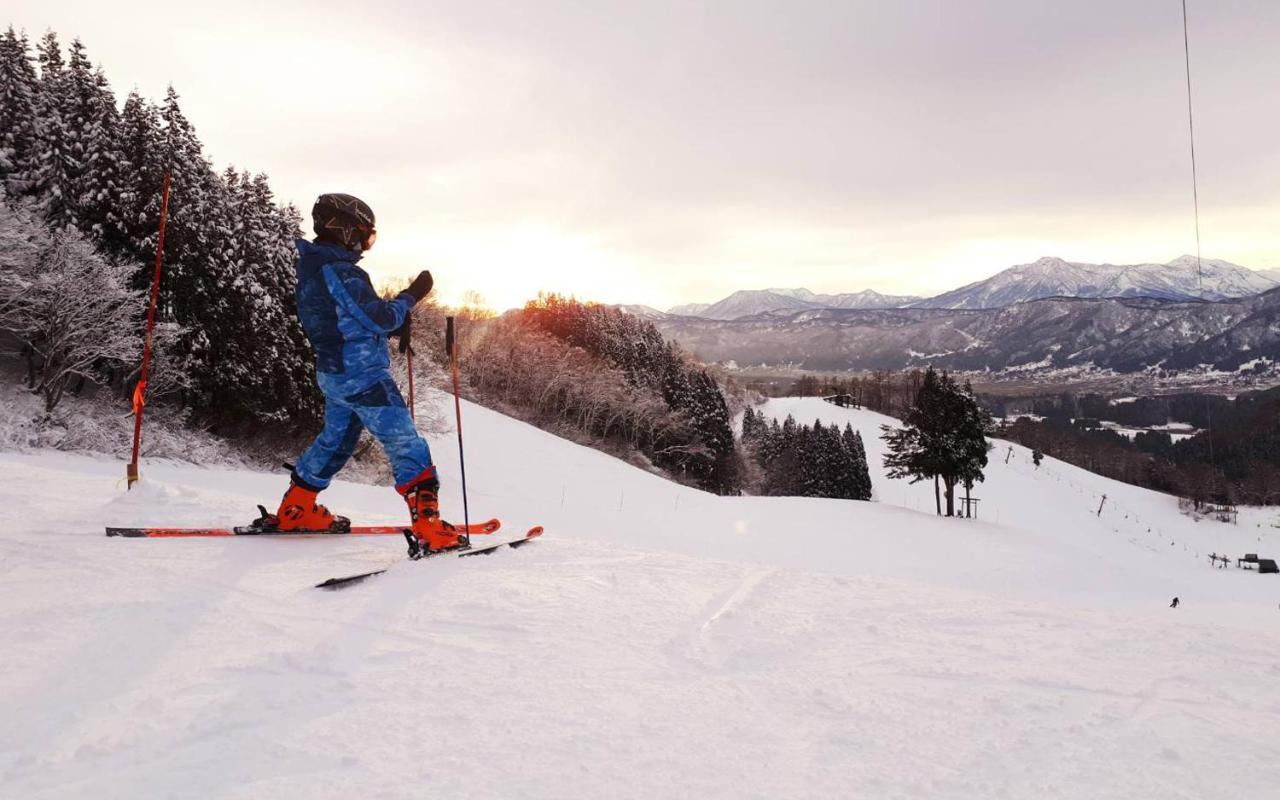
[274,193,460,550]
[1170,597,1179,608]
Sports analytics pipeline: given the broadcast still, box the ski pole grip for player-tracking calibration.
[445,316,455,355]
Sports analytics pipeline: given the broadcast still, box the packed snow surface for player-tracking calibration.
[3,393,1279,799]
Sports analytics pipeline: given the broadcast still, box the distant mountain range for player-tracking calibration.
[651,288,1280,375]
[913,256,1276,310]
[658,256,1278,320]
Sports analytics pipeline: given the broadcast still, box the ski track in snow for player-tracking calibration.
[2,393,1279,799]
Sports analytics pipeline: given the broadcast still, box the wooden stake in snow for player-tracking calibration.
[1097,494,1107,517]
[127,171,171,490]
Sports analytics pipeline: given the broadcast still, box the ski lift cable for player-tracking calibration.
[1180,0,1203,290]
[1178,0,1218,498]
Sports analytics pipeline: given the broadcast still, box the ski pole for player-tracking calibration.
[446,316,470,547]
[406,343,416,424]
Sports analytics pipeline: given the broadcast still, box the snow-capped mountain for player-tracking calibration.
[667,302,713,317]
[678,288,923,320]
[912,256,1278,310]
[662,256,1275,321]
[820,288,925,310]
[653,287,1280,374]
[611,303,670,320]
[696,289,821,320]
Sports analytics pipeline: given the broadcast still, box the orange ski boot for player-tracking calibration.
[276,481,350,532]
[402,480,462,552]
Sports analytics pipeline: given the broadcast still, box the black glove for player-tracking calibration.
[403,270,433,303]
[392,315,412,354]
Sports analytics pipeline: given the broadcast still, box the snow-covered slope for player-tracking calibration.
[915,256,1277,309]
[3,392,1278,799]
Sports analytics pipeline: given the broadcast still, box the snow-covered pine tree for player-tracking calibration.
[843,423,872,500]
[954,380,991,513]
[31,30,79,227]
[211,168,320,425]
[116,91,166,286]
[881,367,988,516]
[819,421,849,499]
[64,40,126,250]
[794,420,820,496]
[761,417,783,468]
[0,27,41,197]
[742,405,761,441]
[152,86,243,420]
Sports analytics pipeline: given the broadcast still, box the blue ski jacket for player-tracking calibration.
[294,239,417,381]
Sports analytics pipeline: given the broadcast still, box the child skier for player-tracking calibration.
[275,193,459,550]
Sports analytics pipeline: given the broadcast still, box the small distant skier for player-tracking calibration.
[1170,597,1179,609]
[274,193,459,550]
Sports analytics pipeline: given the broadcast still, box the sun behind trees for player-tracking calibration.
[441,294,741,493]
[881,366,992,517]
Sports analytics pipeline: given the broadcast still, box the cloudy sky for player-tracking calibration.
[9,0,1280,309]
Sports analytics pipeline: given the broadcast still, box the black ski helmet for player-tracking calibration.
[312,193,376,251]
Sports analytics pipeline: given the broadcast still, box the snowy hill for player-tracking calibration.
[3,392,1279,798]
[913,255,1277,309]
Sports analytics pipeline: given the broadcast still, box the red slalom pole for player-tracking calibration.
[445,316,470,547]
[127,171,171,489]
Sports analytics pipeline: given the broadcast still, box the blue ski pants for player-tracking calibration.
[294,370,435,493]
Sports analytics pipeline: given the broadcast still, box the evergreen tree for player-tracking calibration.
[31,30,78,226]
[64,41,126,249]
[953,380,992,515]
[881,366,988,516]
[116,91,166,278]
[0,27,41,196]
[1,27,323,433]
[761,417,783,467]
[843,424,872,500]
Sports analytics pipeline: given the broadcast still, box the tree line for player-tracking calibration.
[772,371,929,419]
[998,387,1280,506]
[740,409,872,500]
[448,294,741,493]
[0,26,319,431]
